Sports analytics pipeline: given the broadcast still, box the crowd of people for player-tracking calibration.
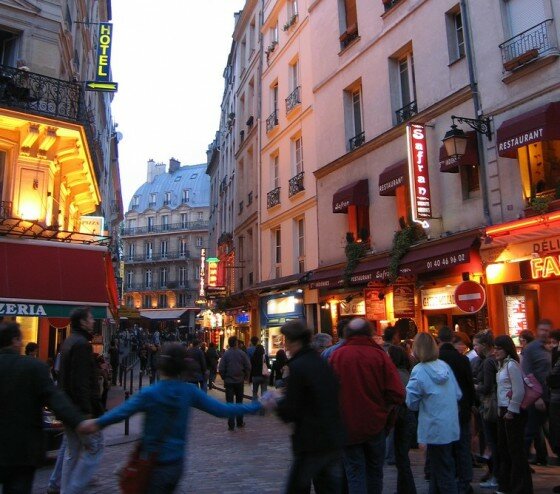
[1,308,559,494]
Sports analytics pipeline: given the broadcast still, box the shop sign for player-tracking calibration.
[530,253,560,280]
[79,216,104,236]
[235,312,251,325]
[498,128,544,155]
[199,248,206,297]
[96,23,113,82]
[393,283,415,318]
[206,257,220,287]
[454,281,486,314]
[267,296,297,315]
[206,286,227,299]
[407,123,432,228]
[339,298,366,316]
[421,286,457,310]
[482,234,560,264]
[0,302,107,318]
[506,294,528,336]
[364,289,386,320]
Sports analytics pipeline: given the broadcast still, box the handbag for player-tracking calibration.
[262,356,271,377]
[119,408,177,494]
[505,360,543,410]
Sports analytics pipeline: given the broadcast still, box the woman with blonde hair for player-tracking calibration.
[406,332,462,494]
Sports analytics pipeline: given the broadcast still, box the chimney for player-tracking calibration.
[169,157,181,174]
[147,159,166,183]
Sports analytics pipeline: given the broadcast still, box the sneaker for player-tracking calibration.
[480,478,498,489]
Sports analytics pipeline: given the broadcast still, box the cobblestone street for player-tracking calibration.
[31,385,559,494]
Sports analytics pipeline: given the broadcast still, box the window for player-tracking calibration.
[164,191,171,206]
[125,296,133,308]
[161,215,169,231]
[145,269,152,289]
[395,185,411,229]
[272,154,279,189]
[288,0,298,18]
[145,241,153,260]
[0,30,19,67]
[160,267,167,288]
[127,219,136,230]
[518,140,560,204]
[293,137,304,174]
[182,189,190,203]
[461,163,480,198]
[143,295,152,309]
[147,217,155,232]
[149,193,156,206]
[271,83,279,114]
[249,18,256,53]
[181,213,188,228]
[127,243,135,261]
[190,173,198,179]
[446,8,465,62]
[196,237,203,247]
[126,271,133,288]
[345,85,364,150]
[240,37,247,72]
[506,0,546,38]
[248,191,253,205]
[270,22,279,44]
[131,196,139,208]
[174,175,182,182]
[180,239,188,257]
[392,50,417,124]
[197,212,203,220]
[178,293,188,307]
[289,59,300,92]
[160,240,168,258]
[273,227,282,277]
[339,0,358,48]
[179,266,188,287]
[158,294,167,308]
[296,218,305,273]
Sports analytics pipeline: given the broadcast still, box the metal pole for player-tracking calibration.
[123,358,127,389]
[139,370,143,390]
[124,391,130,435]
[129,367,133,395]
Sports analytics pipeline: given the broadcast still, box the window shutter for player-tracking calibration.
[506,0,546,36]
[344,0,358,34]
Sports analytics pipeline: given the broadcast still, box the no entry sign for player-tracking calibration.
[454,281,486,314]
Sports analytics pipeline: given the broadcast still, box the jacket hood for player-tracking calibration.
[423,359,451,384]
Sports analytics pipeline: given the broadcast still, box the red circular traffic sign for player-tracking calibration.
[454,281,486,314]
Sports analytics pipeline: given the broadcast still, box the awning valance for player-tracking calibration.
[439,131,479,173]
[497,101,560,158]
[379,160,407,196]
[140,309,193,320]
[332,179,369,213]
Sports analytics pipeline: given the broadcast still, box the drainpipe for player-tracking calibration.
[460,0,492,226]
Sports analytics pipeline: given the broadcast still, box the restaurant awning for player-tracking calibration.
[332,179,369,213]
[497,101,560,158]
[439,131,479,173]
[0,238,114,317]
[252,273,306,292]
[140,309,194,320]
[379,160,407,196]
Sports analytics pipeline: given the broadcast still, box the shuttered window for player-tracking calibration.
[506,0,546,36]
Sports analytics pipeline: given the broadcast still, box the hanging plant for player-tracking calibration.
[530,195,552,215]
[343,233,367,285]
[388,223,424,281]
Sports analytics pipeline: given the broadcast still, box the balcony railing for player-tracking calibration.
[340,29,359,49]
[349,131,365,151]
[0,201,12,219]
[121,220,209,236]
[124,251,191,263]
[499,19,557,71]
[395,100,417,125]
[288,171,305,197]
[123,282,192,292]
[267,187,281,208]
[285,86,301,113]
[266,109,279,132]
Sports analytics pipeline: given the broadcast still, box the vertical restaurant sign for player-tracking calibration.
[407,123,432,228]
[206,257,220,287]
[96,23,113,81]
[199,248,206,298]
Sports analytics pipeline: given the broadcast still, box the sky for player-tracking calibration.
[110,0,246,207]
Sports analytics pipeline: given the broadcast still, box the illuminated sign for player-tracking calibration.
[421,286,457,310]
[96,23,113,81]
[79,216,104,235]
[199,248,206,297]
[530,254,560,279]
[407,123,432,228]
[85,81,118,92]
[206,257,220,287]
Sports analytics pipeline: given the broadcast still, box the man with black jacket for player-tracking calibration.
[274,320,345,493]
[438,326,475,494]
[0,322,83,494]
[58,307,105,494]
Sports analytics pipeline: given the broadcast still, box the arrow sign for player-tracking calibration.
[85,81,118,92]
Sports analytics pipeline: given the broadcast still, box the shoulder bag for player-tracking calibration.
[506,360,543,410]
[262,355,271,377]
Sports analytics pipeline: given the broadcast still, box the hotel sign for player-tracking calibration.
[407,123,432,228]
[85,23,118,92]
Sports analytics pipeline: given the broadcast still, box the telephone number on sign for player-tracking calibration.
[425,253,467,270]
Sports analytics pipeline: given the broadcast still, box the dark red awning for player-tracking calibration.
[439,131,479,173]
[332,179,369,213]
[379,160,407,196]
[497,101,560,158]
[0,238,113,311]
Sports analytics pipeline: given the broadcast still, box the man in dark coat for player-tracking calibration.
[58,307,105,494]
[0,322,83,494]
[438,326,476,494]
[274,320,345,493]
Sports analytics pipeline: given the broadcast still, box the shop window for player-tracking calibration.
[125,296,133,308]
[16,317,37,355]
[518,140,560,203]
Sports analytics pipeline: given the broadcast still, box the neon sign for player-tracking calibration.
[199,248,206,297]
[407,123,432,228]
[530,255,560,279]
[206,257,220,287]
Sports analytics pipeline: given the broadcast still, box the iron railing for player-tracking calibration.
[340,30,359,49]
[0,201,12,219]
[395,100,417,125]
[267,187,281,208]
[122,220,209,236]
[123,282,192,292]
[288,172,305,197]
[285,86,301,113]
[499,19,557,70]
[125,251,191,263]
[266,109,279,132]
[349,131,365,151]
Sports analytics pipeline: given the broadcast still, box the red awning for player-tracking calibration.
[0,238,112,309]
[332,179,369,213]
[497,101,560,158]
[439,131,479,173]
[379,160,407,196]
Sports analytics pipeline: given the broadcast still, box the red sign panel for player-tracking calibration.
[364,288,387,321]
[454,281,486,314]
[393,283,416,318]
[407,123,432,227]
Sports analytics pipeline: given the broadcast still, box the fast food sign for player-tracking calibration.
[407,123,432,228]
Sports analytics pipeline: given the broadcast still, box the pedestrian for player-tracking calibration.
[185,339,208,392]
[78,342,263,493]
[437,326,475,494]
[550,329,560,367]
[387,345,417,494]
[24,341,38,357]
[271,348,288,388]
[311,333,332,353]
[0,322,83,494]
[330,318,405,494]
[95,354,110,410]
[108,339,120,386]
[266,319,345,493]
[522,319,552,466]
[547,344,560,493]
[58,307,105,494]
[382,325,400,353]
[218,335,251,430]
[452,331,471,356]
[247,335,259,359]
[322,319,350,360]
[249,339,270,400]
[518,329,535,352]
[406,332,462,494]
[205,341,219,389]
[494,334,533,494]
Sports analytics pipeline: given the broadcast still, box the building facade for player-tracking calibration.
[122,159,209,333]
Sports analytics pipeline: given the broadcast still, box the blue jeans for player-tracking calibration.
[427,443,458,494]
[47,434,67,490]
[252,376,268,399]
[61,429,104,494]
[343,431,385,494]
[453,421,473,493]
[147,461,183,494]
[285,449,343,494]
[394,410,417,494]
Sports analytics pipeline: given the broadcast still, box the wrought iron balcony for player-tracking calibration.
[395,100,417,125]
[499,19,558,71]
[121,220,209,236]
[0,201,12,219]
[285,86,301,113]
[288,172,305,197]
[266,109,279,132]
[124,251,191,263]
[267,187,281,208]
[349,131,365,151]
[340,29,359,49]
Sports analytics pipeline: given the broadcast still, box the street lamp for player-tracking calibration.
[442,115,492,159]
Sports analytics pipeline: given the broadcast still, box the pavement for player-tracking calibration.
[32,377,560,493]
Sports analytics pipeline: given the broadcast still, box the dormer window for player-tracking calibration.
[131,195,139,208]
[182,189,190,204]
[164,191,171,206]
[149,193,156,207]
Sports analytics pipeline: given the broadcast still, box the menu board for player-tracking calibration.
[393,283,416,318]
[506,295,528,336]
[364,289,386,320]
